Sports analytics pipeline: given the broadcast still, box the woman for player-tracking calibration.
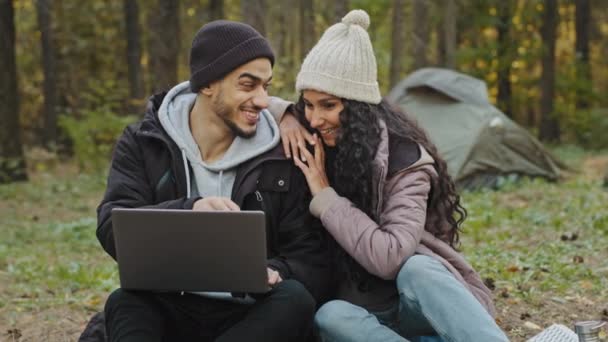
[274,10,509,342]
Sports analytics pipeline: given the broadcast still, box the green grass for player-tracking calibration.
[0,171,117,326]
[1,147,607,340]
[462,179,608,295]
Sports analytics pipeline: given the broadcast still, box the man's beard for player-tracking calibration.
[213,89,257,139]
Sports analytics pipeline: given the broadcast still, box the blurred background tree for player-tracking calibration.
[1,0,28,183]
[3,0,608,182]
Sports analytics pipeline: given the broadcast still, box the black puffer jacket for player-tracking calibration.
[96,92,331,303]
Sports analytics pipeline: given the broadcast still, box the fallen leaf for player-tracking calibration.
[573,255,584,264]
[484,277,496,291]
[551,297,567,304]
[523,321,542,330]
[520,312,532,320]
[7,328,22,339]
[506,265,520,272]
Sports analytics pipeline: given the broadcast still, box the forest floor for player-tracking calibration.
[1,146,607,341]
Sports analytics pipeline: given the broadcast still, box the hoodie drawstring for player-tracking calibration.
[181,148,191,199]
[218,170,223,197]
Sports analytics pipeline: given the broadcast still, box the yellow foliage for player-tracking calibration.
[187,8,196,17]
[482,27,497,40]
[518,47,527,55]
[510,75,519,83]
[489,7,497,16]
[476,59,488,69]
[527,88,539,98]
[15,0,34,11]
[487,72,497,82]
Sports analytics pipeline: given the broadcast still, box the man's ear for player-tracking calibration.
[201,85,214,96]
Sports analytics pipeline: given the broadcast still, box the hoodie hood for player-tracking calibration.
[157,81,280,198]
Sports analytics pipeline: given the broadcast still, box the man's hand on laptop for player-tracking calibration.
[193,197,240,211]
[267,268,282,287]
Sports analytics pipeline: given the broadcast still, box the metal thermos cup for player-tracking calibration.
[574,321,605,342]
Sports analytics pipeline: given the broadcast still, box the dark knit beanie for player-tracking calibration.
[189,20,275,92]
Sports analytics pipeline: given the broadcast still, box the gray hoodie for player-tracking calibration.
[157,81,280,302]
[158,81,280,200]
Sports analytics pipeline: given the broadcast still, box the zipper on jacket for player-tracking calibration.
[138,130,188,197]
[374,166,386,220]
[255,190,263,203]
[255,190,280,254]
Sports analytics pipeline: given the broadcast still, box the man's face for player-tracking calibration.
[208,58,273,138]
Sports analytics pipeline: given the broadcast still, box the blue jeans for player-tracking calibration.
[315,255,509,342]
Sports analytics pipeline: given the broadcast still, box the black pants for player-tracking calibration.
[104,279,316,342]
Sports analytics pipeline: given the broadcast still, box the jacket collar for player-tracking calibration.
[373,120,435,176]
[371,120,435,218]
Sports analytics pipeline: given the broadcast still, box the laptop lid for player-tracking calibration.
[111,208,268,293]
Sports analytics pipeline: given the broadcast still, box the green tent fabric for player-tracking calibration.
[387,67,566,190]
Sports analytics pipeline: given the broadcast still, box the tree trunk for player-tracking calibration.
[412,0,429,70]
[209,0,224,20]
[496,1,513,117]
[539,0,560,142]
[299,0,315,60]
[334,0,348,21]
[273,0,291,59]
[390,0,405,88]
[0,0,27,183]
[148,0,180,93]
[241,0,265,36]
[36,0,59,148]
[124,0,144,108]
[443,0,457,69]
[575,0,591,110]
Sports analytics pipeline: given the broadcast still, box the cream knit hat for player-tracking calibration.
[295,9,381,104]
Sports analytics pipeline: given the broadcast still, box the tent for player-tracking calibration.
[387,67,566,190]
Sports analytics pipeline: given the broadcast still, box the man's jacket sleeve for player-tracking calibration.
[96,125,198,260]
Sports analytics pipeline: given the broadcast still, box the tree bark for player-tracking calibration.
[575,0,591,110]
[334,0,348,21]
[539,0,560,142]
[412,0,429,70]
[390,0,405,88]
[209,0,224,20]
[241,0,265,36]
[0,0,27,182]
[273,0,291,59]
[124,0,144,106]
[148,0,180,93]
[299,0,315,60]
[36,0,59,148]
[443,0,457,69]
[496,0,513,117]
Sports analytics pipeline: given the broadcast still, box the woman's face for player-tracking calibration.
[302,90,344,147]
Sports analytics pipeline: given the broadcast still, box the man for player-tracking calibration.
[97,20,330,341]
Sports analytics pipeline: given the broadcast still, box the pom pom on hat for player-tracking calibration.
[342,9,370,30]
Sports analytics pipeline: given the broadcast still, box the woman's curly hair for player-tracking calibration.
[295,96,466,278]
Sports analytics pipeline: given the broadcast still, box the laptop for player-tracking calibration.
[111,208,268,293]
